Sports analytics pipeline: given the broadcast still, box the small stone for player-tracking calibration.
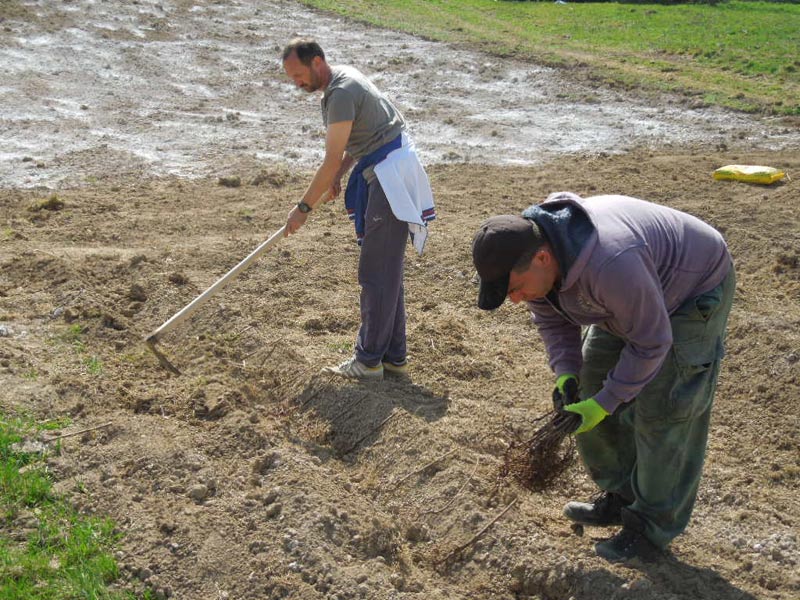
[188,484,209,503]
[389,573,405,590]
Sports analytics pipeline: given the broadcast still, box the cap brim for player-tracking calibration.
[477,273,509,311]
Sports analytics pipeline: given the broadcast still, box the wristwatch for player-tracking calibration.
[297,201,312,213]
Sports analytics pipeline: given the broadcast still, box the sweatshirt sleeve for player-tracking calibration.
[529,299,583,378]
[591,248,673,413]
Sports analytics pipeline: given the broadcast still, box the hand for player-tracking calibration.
[552,373,579,411]
[327,179,342,200]
[284,205,308,236]
[563,398,610,434]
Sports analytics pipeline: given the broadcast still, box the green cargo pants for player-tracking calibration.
[576,267,735,549]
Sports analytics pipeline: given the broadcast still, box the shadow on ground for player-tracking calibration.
[295,376,449,456]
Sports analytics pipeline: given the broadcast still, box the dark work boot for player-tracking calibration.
[595,508,662,563]
[563,491,629,527]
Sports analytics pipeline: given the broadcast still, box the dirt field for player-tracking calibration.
[1,1,799,600]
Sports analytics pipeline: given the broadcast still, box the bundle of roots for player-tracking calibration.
[501,410,582,491]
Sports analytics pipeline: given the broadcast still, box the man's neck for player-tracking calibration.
[319,63,333,91]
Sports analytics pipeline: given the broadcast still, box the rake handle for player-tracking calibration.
[145,225,287,344]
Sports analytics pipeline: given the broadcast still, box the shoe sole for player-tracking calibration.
[321,367,383,381]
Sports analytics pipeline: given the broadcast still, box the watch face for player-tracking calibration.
[298,202,310,213]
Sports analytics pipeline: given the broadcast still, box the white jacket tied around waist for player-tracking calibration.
[373,133,435,255]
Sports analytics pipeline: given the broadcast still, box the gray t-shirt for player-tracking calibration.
[322,66,405,160]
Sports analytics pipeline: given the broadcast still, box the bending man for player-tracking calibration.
[282,38,435,380]
[471,192,734,562]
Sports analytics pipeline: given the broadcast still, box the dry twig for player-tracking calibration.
[330,391,371,425]
[342,410,402,455]
[391,448,458,488]
[501,410,581,490]
[434,497,518,566]
[422,454,480,516]
[43,421,113,442]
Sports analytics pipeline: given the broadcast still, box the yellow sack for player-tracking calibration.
[713,164,786,185]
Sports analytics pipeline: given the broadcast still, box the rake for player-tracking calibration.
[144,225,287,374]
[145,194,329,374]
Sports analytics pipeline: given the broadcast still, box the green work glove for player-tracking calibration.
[563,398,610,434]
[552,373,579,411]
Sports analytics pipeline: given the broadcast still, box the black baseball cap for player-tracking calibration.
[472,215,540,310]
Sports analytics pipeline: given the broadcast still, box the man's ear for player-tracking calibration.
[535,247,552,266]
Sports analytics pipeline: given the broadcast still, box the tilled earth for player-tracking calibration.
[1,1,799,600]
[2,150,799,600]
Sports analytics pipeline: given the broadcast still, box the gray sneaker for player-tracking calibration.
[382,359,410,380]
[323,356,383,380]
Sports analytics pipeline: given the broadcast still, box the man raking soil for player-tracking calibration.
[281,38,435,381]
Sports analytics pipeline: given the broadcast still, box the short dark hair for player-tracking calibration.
[282,38,325,66]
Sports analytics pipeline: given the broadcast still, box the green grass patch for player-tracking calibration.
[0,415,133,598]
[299,0,799,114]
[56,325,85,352]
[82,356,103,376]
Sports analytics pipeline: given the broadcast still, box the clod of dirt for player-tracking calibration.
[218,175,241,188]
[102,312,127,330]
[128,284,147,302]
[361,517,400,561]
[405,523,431,543]
[250,168,297,188]
[29,194,64,212]
[773,253,799,276]
[302,316,354,335]
[61,308,78,323]
[168,272,189,285]
[193,396,229,420]
[129,255,147,268]
[253,452,281,475]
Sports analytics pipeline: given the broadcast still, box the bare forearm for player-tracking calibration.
[336,153,355,179]
[301,157,341,208]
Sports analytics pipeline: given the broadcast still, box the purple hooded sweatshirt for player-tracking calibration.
[528,192,732,414]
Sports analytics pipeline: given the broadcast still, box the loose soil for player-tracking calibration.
[1,1,798,600]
